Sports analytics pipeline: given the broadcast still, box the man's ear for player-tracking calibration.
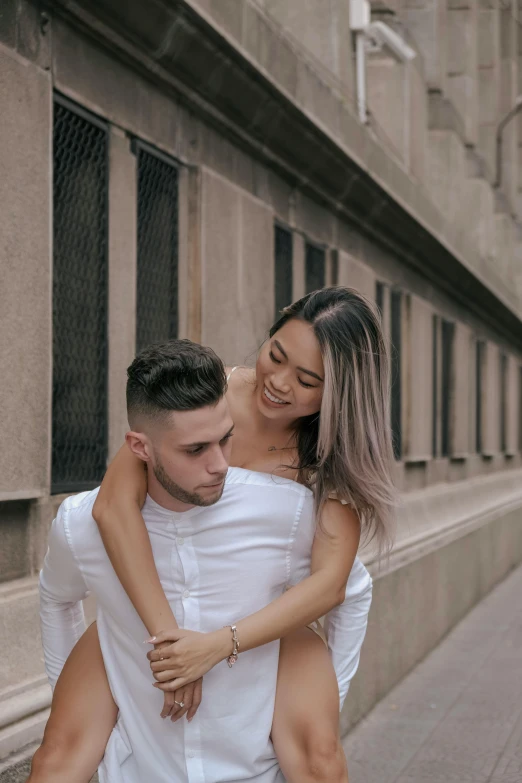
[125,431,152,463]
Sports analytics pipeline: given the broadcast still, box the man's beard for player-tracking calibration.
[152,456,226,507]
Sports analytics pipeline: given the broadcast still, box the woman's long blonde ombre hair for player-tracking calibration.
[270,286,396,553]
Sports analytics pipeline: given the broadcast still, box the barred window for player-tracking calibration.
[476,340,485,453]
[390,289,402,460]
[432,315,439,457]
[305,243,325,293]
[440,320,455,458]
[52,96,108,493]
[519,367,522,452]
[330,250,339,286]
[274,225,293,318]
[500,353,507,452]
[136,143,179,352]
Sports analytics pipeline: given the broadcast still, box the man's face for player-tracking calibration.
[128,397,234,509]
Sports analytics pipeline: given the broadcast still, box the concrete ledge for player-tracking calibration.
[364,467,522,578]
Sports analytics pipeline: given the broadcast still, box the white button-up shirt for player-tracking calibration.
[39,467,372,783]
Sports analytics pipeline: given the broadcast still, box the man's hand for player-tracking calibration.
[147,628,232,692]
[161,680,203,722]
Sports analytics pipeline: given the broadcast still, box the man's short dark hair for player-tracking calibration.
[126,339,227,425]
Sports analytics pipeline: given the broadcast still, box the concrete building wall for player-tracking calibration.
[1,0,522,775]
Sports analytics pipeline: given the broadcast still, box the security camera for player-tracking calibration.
[365,21,416,63]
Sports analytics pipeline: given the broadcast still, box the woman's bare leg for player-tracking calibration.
[272,628,349,783]
[28,622,118,783]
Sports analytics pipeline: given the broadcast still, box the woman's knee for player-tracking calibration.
[288,726,348,783]
[28,728,93,782]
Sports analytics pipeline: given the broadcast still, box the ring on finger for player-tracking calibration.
[174,700,185,708]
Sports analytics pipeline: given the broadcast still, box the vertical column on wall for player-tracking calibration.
[179,167,202,343]
[274,224,293,318]
[446,0,479,145]
[481,342,501,456]
[0,48,51,500]
[337,251,376,301]
[292,232,306,302]
[135,141,179,352]
[402,295,433,462]
[499,0,518,208]
[477,0,500,177]
[108,129,137,460]
[52,96,108,493]
[200,168,274,365]
[452,323,472,458]
[505,354,519,456]
[402,0,448,93]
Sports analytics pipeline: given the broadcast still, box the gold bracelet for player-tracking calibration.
[224,624,240,667]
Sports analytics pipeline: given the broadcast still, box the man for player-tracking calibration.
[36,339,372,782]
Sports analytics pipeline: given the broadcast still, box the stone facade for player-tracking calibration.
[1,0,522,776]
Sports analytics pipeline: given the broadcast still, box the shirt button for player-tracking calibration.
[188,750,195,759]
[177,537,185,546]
[182,589,190,599]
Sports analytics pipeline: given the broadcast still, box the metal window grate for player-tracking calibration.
[432,315,439,457]
[390,289,402,460]
[330,250,339,286]
[305,243,325,293]
[274,225,293,318]
[52,97,108,494]
[476,340,485,453]
[519,367,522,453]
[441,319,455,458]
[136,144,179,352]
[500,353,507,453]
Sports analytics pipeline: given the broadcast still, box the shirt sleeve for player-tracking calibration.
[323,558,373,710]
[39,500,90,689]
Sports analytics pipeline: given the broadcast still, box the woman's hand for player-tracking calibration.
[147,628,232,691]
[160,680,203,722]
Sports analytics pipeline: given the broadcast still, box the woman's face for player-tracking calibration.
[255,318,324,423]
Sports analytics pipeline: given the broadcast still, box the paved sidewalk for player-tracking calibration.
[344,564,522,783]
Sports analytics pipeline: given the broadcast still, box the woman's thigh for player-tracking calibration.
[30,622,118,782]
[272,627,348,783]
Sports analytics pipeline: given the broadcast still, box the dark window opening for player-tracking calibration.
[52,96,108,493]
[476,341,485,453]
[390,290,402,460]
[274,225,293,318]
[136,143,179,352]
[305,243,326,293]
[440,320,455,457]
[500,353,507,453]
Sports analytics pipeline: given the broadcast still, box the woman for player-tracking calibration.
[30,287,395,783]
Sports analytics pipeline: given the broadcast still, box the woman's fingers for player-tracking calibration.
[186,679,203,721]
[160,691,178,719]
[170,686,189,723]
[148,644,176,663]
[150,658,177,673]
[153,677,186,692]
[153,668,180,683]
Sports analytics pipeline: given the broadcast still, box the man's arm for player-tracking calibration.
[322,559,373,709]
[39,500,90,689]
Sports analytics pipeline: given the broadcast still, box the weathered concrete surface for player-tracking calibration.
[344,563,522,783]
